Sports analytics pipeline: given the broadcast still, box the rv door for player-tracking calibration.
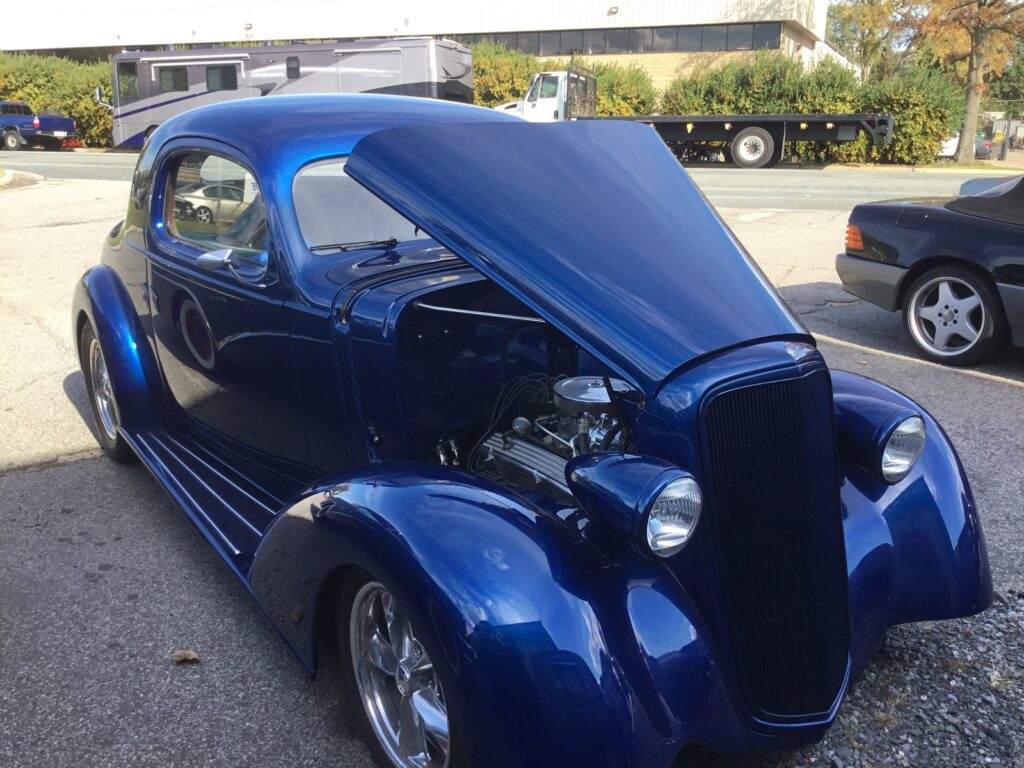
[335,48,403,95]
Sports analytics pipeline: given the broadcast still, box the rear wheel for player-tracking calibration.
[2,130,21,151]
[902,266,1005,365]
[79,323,136,463]
[338,575,465,768]
[730,127,774,169]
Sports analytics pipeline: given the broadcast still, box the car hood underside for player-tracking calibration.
[344,120,808,396]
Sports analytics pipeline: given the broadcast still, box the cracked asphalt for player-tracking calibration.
[1,162,1021,767]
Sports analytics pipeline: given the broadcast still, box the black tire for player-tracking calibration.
[79,323,136,463]
[901,265,1006,366]
[2,129,21,151]
[730,127,775,169]
[336,572,467,768]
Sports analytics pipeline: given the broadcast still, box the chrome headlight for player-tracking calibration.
[880,415,925,483]
[645,476,702,557]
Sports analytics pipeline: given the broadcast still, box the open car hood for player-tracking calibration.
[345,120,807,395]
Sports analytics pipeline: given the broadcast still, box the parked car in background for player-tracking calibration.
[936,133,993,160]
[837,175,1024,365]
[73,95,991,768]
[0,100,76,150]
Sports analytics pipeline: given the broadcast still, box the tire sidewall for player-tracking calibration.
[902,266,1005,366]
[336,571,468,768]
[731,127,775,169]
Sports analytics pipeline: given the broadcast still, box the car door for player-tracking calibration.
[146,143,310,477]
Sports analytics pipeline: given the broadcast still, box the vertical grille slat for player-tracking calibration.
[702,368,849,719]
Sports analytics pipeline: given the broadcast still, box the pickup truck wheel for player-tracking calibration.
[338,575,466,768]
[902,266,1006,366]
[79,323,136,463]
[2,129,21,151]
[730,127,774,169]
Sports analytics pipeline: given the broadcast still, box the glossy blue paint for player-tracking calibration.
[70,95,992,768]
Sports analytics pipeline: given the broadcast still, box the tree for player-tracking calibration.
[988,43,1024,117]
[910,0,1024,163]
[827,0,912,82]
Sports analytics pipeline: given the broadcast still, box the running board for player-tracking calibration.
[122,426,285,576]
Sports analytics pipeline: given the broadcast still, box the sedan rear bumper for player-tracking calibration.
[996,282,1024,347]
[835,252,907,311]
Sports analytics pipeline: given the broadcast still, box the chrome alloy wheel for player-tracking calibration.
[350,582,450,768]
[908,276,985,357]
[88,336,118,441]
[737,135,766,163]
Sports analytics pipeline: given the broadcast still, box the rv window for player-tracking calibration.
[206,65,238,92]
[159,66,189,93]
[286,57,300,79]
[293,158,431,252]
[117,61,140,102]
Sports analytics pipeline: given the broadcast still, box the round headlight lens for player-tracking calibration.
[645,476,702,557]
[881,415,926,483]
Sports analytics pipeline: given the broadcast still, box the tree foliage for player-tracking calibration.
[469,41,537,109]
[827,0,911,82]
[587,61,658,117]
[987,44,1024,117]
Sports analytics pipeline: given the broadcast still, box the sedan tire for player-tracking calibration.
[337,573,466,768]
[902,266,1006,365]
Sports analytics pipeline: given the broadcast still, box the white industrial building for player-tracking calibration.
[3,1,854,87]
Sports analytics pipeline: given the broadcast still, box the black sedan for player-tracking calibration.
[837,175,1024,365]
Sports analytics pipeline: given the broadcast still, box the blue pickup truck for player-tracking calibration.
[1,101,77,151]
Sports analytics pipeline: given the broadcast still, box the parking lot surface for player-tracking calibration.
[1,163,1021,767]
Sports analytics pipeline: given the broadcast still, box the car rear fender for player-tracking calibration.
[248,463,640,768]
[72,264,162,429]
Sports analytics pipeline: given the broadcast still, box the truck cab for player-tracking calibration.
[502,70,596,122]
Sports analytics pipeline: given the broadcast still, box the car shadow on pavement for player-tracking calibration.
[776,282,1024,382]
[63,370,96,435]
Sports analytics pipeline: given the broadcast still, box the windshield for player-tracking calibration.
[293,158,431,252]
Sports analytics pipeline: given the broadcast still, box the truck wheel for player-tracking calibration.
[731,127,774,169]
[902,266,1006,366]
[338,574,466,768]
[2,130,21,151]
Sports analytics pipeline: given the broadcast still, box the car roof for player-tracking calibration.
[150,94,519,181]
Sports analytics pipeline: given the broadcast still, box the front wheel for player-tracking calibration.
[194,206,213,224]
[79,323,136,463]
[2,130,21,151]
[730,127,775,169]
[338,575,465,768]
[902,266,1006,365]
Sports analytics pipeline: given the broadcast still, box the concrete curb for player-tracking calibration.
[0,168,11,188]
[803,163,1024,175]
[70,147,139,154]
[0,169,45,189]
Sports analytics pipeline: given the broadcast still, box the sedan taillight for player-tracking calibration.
[845,223,864,251]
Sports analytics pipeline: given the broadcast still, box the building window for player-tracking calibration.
[651,27,676,52]
[206,65,237,91]
[605,28,629,53]
[494,32,517,50]
[159,66,189,92]
[629,28,653,53]
[117,61,140,103]
[753,22,782,50]
[559,30,583,55]
[582,29,606,54]
[539,31,560,57]
[701,25,728,51]
[727,24,754,50]
[286,56,300,79]
[677,26,702,51]
[516,31,539,56]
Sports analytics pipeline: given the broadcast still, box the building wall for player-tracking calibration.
[2,0,828,52]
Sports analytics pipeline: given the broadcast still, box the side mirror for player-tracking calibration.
[197,248,233,270]
[94,86,113,111]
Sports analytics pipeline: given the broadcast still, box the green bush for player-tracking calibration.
[0,53,112,147]
[588,61,658,116]
[661,52,965,165]
[470,41,536,109]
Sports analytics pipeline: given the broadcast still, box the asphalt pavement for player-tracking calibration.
[1,163,1022,767]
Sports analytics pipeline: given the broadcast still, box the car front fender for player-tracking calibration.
[833,371,993,674]
[71,264,162,429]
[248,464,638,768]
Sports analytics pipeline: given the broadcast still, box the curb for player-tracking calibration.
[0,168,11,188]
[0,169,45,189]
[807,163,1024,175]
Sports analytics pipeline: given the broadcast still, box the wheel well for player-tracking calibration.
[895,256,997,309]
[313,564,365,668]
[170,289,190,329]
[75,310,90,357]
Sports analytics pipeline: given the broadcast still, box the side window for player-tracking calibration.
[0,104,13,115]
[117,61,140,103]
[159,66,189,93]
[539,75,559,99]
[167,152,268,271]
[525,76,541,103]
[18,104,32,115]
[206,65,237,92]
[286,56,300,79]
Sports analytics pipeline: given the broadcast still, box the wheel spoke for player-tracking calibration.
[936,280,956,308]
[955,319,980,344]
[954,293,981,315]
[411,688,450,754]
[916,301,942,324]
[365,629,398,676]
[931,323,954,350]
[397,695,429,760]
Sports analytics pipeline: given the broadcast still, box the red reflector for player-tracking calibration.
[845,224,864,251]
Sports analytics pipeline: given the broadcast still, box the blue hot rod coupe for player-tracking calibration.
[73,95,991,768]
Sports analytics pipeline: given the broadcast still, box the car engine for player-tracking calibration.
[468,375,631,501]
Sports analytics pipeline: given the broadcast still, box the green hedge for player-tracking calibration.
[470,41,537,109]
[0,53,113,147]
[662,52,964,165]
